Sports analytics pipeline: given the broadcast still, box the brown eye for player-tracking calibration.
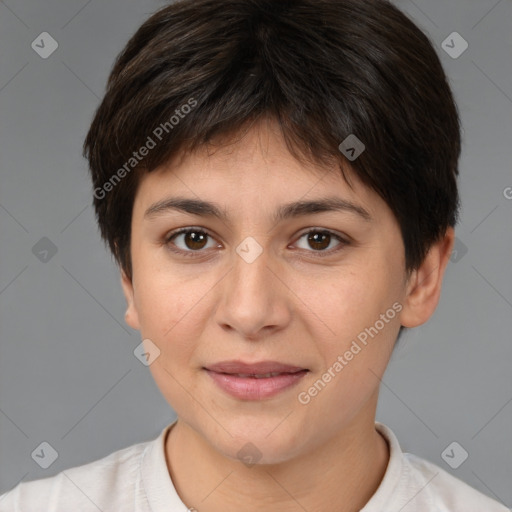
[165,228,218,255]
[307,231,331,251]
[294,229,348,255]
[181,231,208,250]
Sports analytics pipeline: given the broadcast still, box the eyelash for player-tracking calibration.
[163,227,350,259]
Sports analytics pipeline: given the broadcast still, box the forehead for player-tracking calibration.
[133,119,388,221]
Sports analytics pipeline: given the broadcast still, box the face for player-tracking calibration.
[121,119,447,464]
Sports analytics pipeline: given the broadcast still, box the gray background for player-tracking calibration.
[0,0,511,507]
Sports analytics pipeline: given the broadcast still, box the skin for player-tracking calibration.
[121,118,454,512]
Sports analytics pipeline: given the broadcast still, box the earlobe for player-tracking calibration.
[120,270,141,330]
[399,227,455,328]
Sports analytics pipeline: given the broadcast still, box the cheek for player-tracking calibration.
[294,269,389,338]
[134,275,205,407]
[295,273,399,424]
[294,266,400,377]
[132,269,191,350]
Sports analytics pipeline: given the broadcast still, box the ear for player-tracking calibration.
[120,270,141,331]
[399,227,455,328]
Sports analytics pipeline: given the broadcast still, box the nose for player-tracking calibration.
[214,241,292,340]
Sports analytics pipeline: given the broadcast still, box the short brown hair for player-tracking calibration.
[83,0,461,282]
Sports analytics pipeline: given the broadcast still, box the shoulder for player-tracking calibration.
[404,452,509,512]
[373,423,509,512]
[0,438,151,512]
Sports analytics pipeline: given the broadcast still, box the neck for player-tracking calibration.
[165,408,389,512]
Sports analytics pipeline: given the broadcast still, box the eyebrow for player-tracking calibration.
[144,196,372,223]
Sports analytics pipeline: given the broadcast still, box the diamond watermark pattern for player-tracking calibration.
[236,236,263,264]
[441,441,468,469]
[237,442,263,467]
[441,32,468,59]
[32,237,58,263]
[31,441,59,469]
[338,134,366,161]
[134,338,161,366]
[450,237,468,263]
[31,32,59,59]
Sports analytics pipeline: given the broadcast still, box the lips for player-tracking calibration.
[203,360,309,400]
[204,360,307,375]
[228,372,288,379]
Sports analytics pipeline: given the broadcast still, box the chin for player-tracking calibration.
[214,420,306,466]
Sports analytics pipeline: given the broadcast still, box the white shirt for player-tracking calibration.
[0,421,508,512]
